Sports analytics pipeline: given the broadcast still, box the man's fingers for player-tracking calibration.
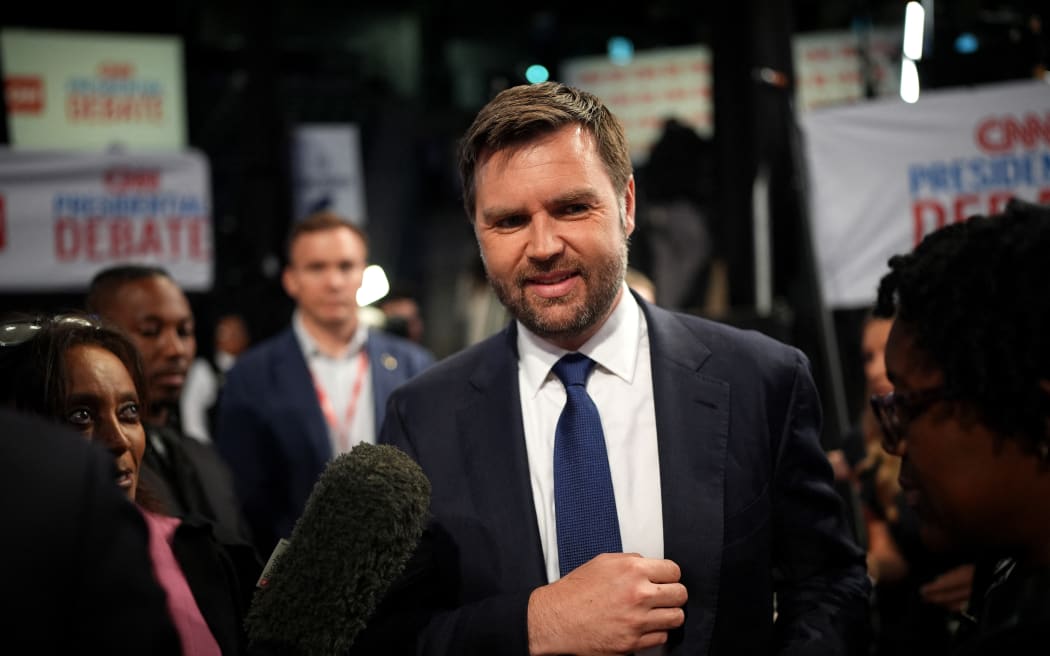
[642,557,682,583]
[650,582,688,608]
[640,606,686,633]
[634,630,671,651]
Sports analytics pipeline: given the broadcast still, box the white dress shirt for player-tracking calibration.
[517,285,664,584]
[293,312,376,453]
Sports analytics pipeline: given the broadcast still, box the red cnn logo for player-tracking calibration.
[4,76,45,115]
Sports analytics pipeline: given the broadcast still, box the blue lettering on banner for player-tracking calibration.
[52,194,204,217]
[907,150,1049,195]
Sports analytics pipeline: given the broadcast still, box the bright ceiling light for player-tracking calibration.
[357,264,390,306]
[903,2,926,61]
[900,59,920,104]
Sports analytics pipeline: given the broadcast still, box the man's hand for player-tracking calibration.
[527,553,688,656]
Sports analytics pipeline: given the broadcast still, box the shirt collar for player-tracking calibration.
[292,310,369,360]
[517,283,642,397]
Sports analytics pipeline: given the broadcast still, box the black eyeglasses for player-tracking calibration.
[870,387,948,454]
[0,315,100,347]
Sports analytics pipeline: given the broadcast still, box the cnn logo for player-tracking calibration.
[4,76,44,115]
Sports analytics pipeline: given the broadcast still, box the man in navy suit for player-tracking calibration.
[216,212,434,557]
[364,83,869,655]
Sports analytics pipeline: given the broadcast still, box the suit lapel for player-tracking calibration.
[366,329,396,429]
[456,326,548,590]
[271,330,332,466]
[643,303,728,654]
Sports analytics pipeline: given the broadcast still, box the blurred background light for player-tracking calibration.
[900,58,921,103]
[954,32,979,54]
[607,36,634,65]
[525,64,550,84]
[357,264,390,306]
[903,1,926,60]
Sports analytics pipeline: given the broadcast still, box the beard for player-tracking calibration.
[486,241,628,344]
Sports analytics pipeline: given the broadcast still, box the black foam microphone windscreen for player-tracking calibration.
[245,443,430,655]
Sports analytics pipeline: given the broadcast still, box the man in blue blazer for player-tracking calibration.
[216,212,434,557]
[362,83,869,655]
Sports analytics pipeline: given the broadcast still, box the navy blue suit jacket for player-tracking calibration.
[216,326,434,555]
[369,298,869,655]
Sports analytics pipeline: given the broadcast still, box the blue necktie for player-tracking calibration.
[553,353,622,577]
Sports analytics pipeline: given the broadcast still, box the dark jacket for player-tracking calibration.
[954,559,1050,656]
[361,296,870,655]
[1,409,179,654]
[171,515,262,655]
[143,421,255,549]
[216,327,434,557]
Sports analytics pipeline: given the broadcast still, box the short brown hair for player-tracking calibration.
[458,82,632,221]
[286,211,368,263]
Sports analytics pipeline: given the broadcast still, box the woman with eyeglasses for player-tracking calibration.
[0,314,258,655]
[873,198,1050,656]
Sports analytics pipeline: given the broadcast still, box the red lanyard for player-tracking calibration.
[312,350,369,454]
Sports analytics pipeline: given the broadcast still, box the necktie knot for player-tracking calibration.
[552,353,596,388]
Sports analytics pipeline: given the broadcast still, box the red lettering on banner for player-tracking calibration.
[912,189,1050,244]
[952,195,980,223]
[109,218,134,257]
[98,61,135,79]
[975,112,1050,153]
[66,95,163,123]
[913,200,947,245]
[104,169,160,192]
[84,217,104,261]
[139,220,163,256]
[5,76,44,114]
[55,218,79,261]
[188,218,205,259]
[52,216,209,262]
[166,219,183,258]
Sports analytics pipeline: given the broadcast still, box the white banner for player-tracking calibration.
[291,124,368,225]
[1,28,185,150]
[0,150,212,291]
[793,28,902,112]
[562,45,713,163]
[802,79,1050,308]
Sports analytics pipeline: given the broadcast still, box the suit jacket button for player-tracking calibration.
[382,354,398,371]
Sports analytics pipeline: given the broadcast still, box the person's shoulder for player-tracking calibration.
[225,328,297,379]
[175,428,229,463]
[649,305,802,368]
[367,328,435,366]
[390,330,509,397]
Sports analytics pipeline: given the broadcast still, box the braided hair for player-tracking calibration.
[874,198,1050,456]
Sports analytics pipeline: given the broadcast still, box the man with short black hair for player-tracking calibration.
[87,265,251,548]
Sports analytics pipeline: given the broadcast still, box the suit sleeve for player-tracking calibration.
[771,351,871,655]
[215,364,282,557]
[358,392,533,656]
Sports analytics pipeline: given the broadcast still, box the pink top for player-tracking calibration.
[140,509,223,656]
